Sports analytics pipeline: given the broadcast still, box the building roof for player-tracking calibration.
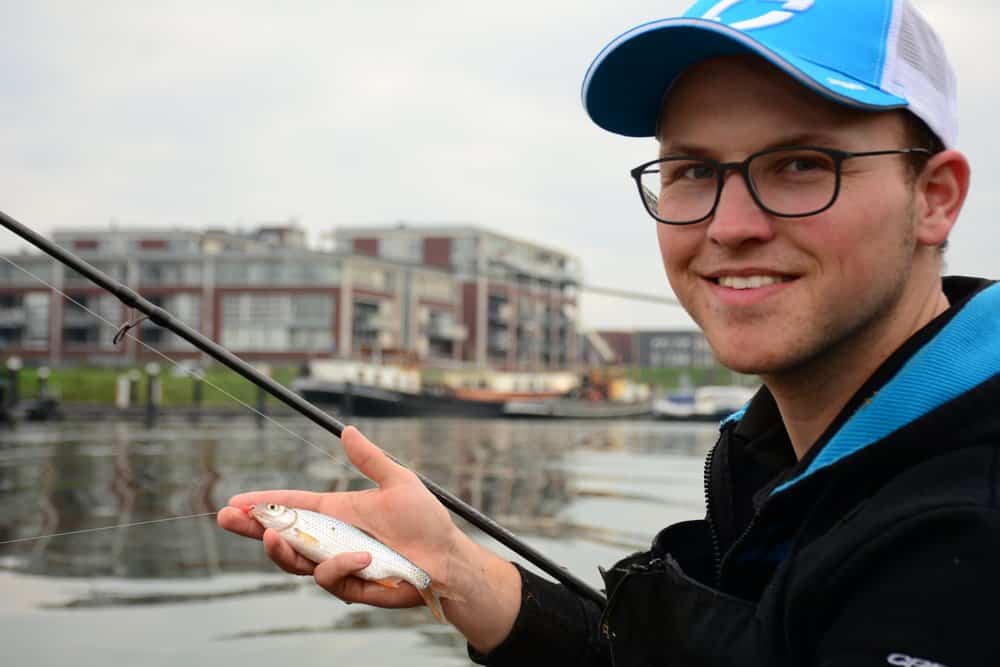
[332,223,579,262]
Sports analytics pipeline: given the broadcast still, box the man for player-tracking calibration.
[219,1,1000,664]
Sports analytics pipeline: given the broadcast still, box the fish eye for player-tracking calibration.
[267,503,277,511]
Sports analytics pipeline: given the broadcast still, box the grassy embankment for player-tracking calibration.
[8,365,298,407]
[5,364,752,407]
[626,366,753,390]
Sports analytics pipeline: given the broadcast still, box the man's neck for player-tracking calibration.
[763,280,951,460]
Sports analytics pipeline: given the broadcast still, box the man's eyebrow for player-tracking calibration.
[659,132,851,158]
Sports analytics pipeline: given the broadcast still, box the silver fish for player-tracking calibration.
[248,503,446,622]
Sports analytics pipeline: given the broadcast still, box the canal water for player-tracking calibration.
[0,417,718,666]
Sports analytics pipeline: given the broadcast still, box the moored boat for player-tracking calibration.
[652,385,756,422]
[502,397,653,419]
[292,360,577,418]
[503,370,653,419]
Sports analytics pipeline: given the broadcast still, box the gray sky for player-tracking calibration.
[0,1,995,330]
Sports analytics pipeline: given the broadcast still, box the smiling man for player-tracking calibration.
[219,1,1000,665]
[646,53,961,459]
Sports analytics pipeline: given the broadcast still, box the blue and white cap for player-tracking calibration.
[582,0,958,147]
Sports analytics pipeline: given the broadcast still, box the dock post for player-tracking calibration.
[128,369,141,405]
[145,362,161,427]
[191,367,203,423]
[342,381,354,418]
[6,357,22,406]
[255,364,271,428]
[37,366,50,398]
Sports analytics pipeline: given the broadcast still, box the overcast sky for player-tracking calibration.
[0,1,995,330]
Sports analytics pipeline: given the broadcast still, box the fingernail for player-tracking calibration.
[350,552,371,568]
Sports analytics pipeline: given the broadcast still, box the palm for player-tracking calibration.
[316,474,455,578]
[218,426,463,608]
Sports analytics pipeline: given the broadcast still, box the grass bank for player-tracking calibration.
[6,365,299,407]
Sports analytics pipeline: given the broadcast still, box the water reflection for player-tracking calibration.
[0,417,718,666]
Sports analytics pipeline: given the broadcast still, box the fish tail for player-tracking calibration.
[418,587,446,624]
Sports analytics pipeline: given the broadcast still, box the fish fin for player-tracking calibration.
[292,528,320,546]
[373,577,403,589]
[431,580,465,605]
[418,587,447,624]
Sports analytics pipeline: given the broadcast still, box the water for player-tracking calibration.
[0,416,718,666]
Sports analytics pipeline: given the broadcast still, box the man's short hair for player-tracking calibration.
[903,112,946,182]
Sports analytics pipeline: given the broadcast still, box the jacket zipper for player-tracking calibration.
[705,426,767,589]
[703,439,723,588]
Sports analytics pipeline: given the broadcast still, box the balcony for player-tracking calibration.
[0,309,27,326]
[427,320,467,341]
[62,309,97,326]
[487,333,510,352]
[488,302,512,324]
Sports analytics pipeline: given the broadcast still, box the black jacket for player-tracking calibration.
[473,277,1000,667]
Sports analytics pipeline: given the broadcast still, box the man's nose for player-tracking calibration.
[706,171,778,247]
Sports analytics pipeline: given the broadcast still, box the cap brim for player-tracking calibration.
[582,17,909,138]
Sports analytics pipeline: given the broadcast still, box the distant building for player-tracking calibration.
[583,329,718,370]
[333,225,581,370]
[0,223,580,370]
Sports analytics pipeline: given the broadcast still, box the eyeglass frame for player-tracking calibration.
[630,145,934,225]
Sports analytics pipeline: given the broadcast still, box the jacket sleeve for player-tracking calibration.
[811,506,1000,667]
[468,563,611,667]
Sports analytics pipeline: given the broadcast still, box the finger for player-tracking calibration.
[312,551,371,597]
[263,528,316,576]
[313,553,421,607]
[227,489,325,511]
[217,505,264,539]
[342,425,412,488]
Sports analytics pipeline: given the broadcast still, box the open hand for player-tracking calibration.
[217,425,464,609]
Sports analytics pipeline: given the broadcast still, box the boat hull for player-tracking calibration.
[502,398,653,420]
[294,380,508,418]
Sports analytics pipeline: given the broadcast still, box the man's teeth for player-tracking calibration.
[718,275,785,290]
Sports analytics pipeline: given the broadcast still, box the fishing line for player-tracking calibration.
[0,255,358,476]
[0,512,219,546]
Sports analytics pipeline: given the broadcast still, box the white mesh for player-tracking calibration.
[880,0,959,147]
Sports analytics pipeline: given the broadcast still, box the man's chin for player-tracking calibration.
[712,347,795,377]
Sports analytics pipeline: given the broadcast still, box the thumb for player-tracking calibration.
[342,426,411,487]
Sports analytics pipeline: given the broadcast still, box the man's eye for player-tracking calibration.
[683,165,715,180]
[775,155,834,175]
[785,158,823,172]
[662,163,713,184]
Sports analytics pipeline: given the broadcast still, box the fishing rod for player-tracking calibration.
[0,209,607,608]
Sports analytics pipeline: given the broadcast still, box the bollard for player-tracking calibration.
[128,369,141,405]
[116,374,131,410]
[6,357,22,407]
[255,364,271,428]
[342,380,354,418]
[37,366,50,398]
[191,367,203,423]
[145,362,161,427]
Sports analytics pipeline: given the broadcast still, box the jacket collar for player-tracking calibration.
[723,276,999,504]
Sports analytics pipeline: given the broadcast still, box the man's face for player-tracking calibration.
[656,56,921,376]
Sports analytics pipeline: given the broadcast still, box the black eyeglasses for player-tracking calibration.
[630,146,932,225]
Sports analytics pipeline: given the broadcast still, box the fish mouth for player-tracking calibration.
[247,503,298,531]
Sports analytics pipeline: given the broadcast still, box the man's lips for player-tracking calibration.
[699,269,800,304]
[701,269,799,286]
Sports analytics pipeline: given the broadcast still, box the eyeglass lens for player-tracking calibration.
[638,148,839,223]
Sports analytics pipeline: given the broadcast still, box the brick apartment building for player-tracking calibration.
[0,223,580,370]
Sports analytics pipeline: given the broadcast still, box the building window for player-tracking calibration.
[221,293,333,352]
[63,295,121,349]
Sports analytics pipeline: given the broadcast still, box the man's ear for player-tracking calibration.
[914,149,971,246]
